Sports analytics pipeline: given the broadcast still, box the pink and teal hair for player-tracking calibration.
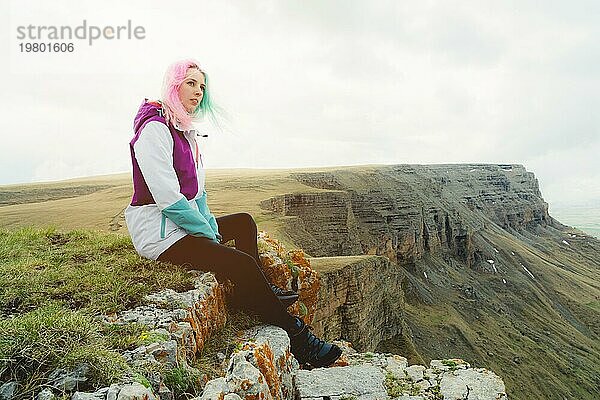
[161,59,220,131]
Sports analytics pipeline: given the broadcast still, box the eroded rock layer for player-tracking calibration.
[261,164,550,266]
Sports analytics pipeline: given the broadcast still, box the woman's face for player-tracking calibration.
[178,68,205,113]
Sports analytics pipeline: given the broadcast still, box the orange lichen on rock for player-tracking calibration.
[183,279,228,354]
[260,257,293,289]
[168,321,196,359]
[257,231,320,325]
[333,355,350,367]
[253,343,281,400]
[237,341,282,400]
[289,250,310,269]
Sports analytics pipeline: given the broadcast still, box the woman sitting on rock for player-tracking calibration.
[125,59,341,368]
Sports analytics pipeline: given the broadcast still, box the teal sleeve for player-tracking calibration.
[195,191,221,241]
[162,197,217,241]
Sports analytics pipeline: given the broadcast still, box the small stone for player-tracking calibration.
[430,359,470,371]
[71,392,104,400]
[157,383,174,400]
[226,359,270,400]
[48,364,91,392]
[115,382,156,400]
[439,368,506,400]
[37,388,55,400]
[0,382,18,400]
[404,365,426,382]
[145,343,162,353]
[295,365,387,399]
[199,377,228,400]
[151,340,178,368]
[347,352,388,367]
[415,379,431,391]
[423,368,437,380]
[332,340,357,355]
[385,354,408,377]
[106,384,121,400]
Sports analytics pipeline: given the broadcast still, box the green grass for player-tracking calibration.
[441,359,459,371]
[163,367,205,397]
[384,371,420,397]
[0,227,206,398]
[0,226,194,316]
[0,185,113,206]
[0,303,128,397]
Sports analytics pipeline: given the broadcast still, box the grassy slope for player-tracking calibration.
[399,225,600,400]
[0,174,132,233]
[0,227,195,397]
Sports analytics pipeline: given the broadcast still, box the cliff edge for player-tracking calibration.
[260,164,600,400]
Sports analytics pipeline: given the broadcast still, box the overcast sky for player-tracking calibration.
[1,0,598,208]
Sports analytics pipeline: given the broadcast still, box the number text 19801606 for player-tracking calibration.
[19,43,74,52]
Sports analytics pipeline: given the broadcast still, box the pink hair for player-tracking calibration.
[161,59,204,131]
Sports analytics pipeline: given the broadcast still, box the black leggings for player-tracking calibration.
[157,212,295,329]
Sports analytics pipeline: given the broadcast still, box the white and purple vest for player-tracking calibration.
[125,100,218,260]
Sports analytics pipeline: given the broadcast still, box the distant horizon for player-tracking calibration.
[1,163,599,207]
[1,162,598,239]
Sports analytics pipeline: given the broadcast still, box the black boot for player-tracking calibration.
[270,283,299,307]
[288,316,342,368]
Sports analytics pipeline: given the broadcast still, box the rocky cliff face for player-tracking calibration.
[261,164,551,268]
[260,164,600,400]
[309,256,406,353]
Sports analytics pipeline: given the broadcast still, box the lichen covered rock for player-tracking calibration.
[257,231,320,325]
[197,325,298,400]
[107,271,228,358]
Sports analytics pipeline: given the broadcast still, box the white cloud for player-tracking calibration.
[0,0,598,207]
